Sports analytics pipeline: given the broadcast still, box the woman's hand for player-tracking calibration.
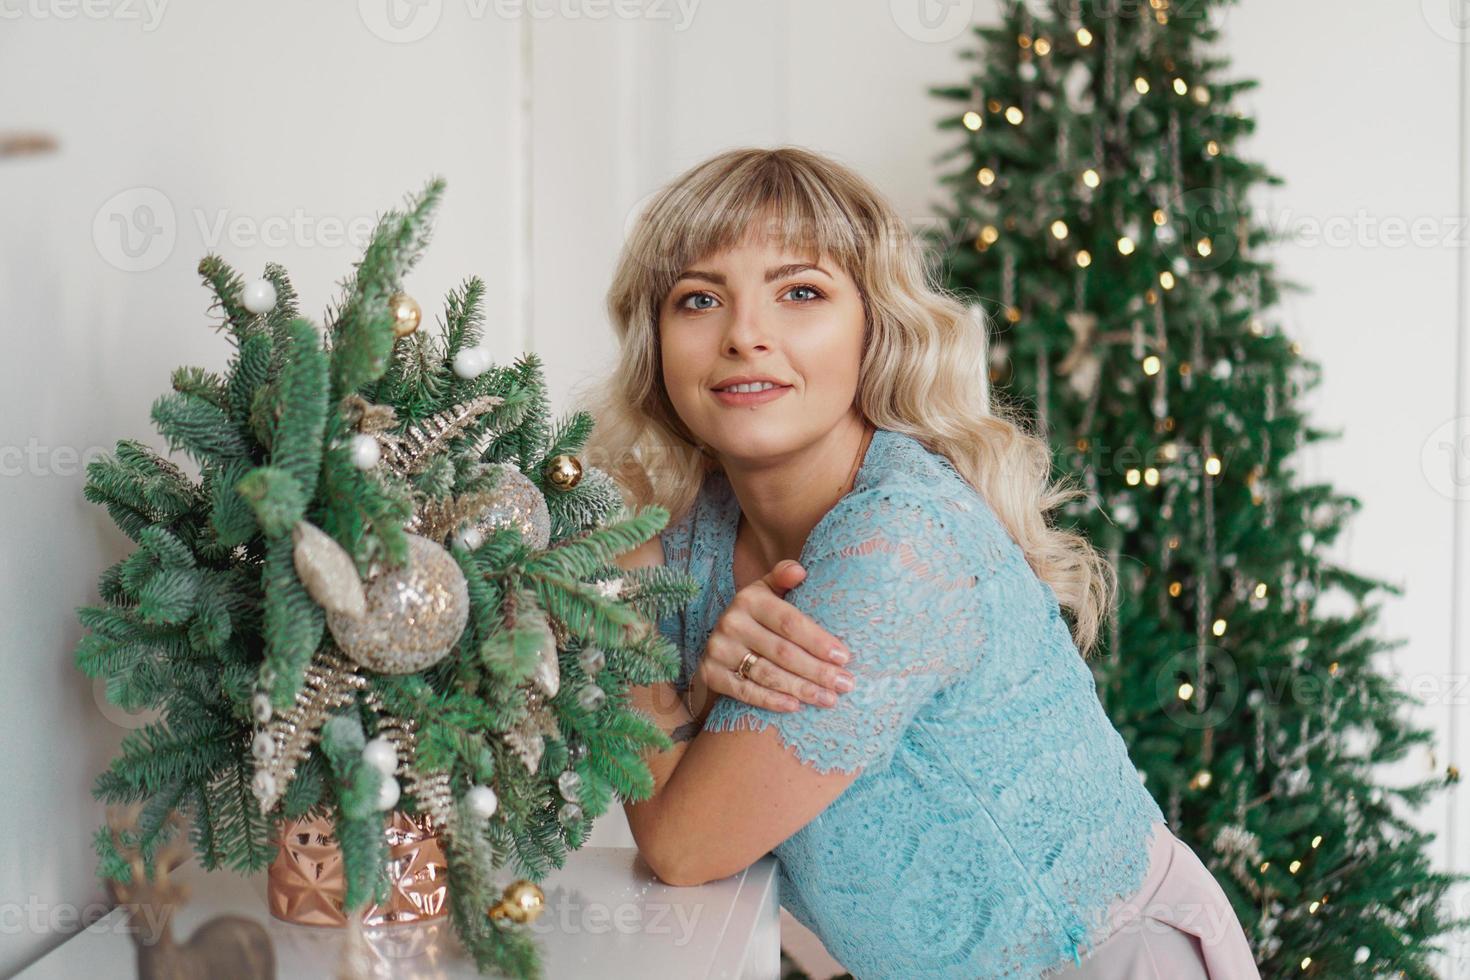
[696,559,856,714]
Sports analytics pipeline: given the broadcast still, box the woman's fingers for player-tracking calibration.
[724,667,803,713]
[754,563,851,667]
[702,640,802,712]
[718,607,854,705]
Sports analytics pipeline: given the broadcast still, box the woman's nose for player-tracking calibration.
[721,300,770,353]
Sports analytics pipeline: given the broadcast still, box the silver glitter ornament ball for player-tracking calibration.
[469,464,551,551]
[326,533,470,674]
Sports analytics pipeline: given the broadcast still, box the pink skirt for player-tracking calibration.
[1047,820,1261,979]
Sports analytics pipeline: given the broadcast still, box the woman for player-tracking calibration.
[592,146,1259,979]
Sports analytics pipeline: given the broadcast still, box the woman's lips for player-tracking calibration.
[710,384,792,407]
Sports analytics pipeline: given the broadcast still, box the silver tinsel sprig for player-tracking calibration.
[360,690,458,837]
[405,490,499,543]
[378,395,505,475]
[251,647,367,812]
[1212,823,1265,899]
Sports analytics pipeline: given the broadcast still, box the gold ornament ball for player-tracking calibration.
[325,533,469,674]
[500,879,545,923]
[487,900,515,926]
[389,292,422,338]
[545,454,583,491]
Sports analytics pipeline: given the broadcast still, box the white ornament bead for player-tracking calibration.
[350,434,381,469]
[252,692,273,723]
[577,684,606,712]
[452,525,485,551]
[362,736,398,776]
[465,784,499,819]
[251,770,276,802]
[241,279,278,315]
[557,770,581,801]
[1354,947,1369,964]
[578,645,605,676]
[452,347,490,380]
[376,775,401,811]
[252,731,276,762]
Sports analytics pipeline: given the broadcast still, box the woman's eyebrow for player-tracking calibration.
[674,262,832,286]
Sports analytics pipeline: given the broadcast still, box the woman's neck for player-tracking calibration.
[718,414,874,574]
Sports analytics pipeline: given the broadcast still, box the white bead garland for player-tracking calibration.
[362,736,398,776]
[465,784,499,819]
[350,433,381,469]
[241,279,278,315]
[452,347,491,379]
[376,775,401,811]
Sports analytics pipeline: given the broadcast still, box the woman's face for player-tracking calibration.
[657,223,866,466]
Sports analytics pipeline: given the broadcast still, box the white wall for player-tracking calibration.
[1,0,1464,974]
[1226,4,1467,969]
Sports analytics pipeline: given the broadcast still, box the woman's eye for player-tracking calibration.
[679,291,718,311]
[784,284,823,302]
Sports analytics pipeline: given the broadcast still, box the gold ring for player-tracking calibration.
[736,651,759,681]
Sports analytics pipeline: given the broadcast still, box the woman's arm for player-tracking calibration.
[611,537,711,875]
[612,536,863,887]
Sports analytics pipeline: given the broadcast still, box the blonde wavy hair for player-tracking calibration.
[578,146,1115,657]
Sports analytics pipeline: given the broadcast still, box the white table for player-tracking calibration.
[18,847,781,979]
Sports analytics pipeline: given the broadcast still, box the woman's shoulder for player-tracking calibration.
[805,429,999,558]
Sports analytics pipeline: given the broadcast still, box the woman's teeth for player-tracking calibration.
[721,382,780,393]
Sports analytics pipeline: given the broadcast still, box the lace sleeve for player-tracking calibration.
[657,500,698,692]
[702,488,980,774]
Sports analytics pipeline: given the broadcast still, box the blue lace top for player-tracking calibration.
[655,427,1167,979]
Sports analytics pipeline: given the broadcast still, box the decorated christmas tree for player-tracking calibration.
[928,1,1465,975]
[75,177,697,977]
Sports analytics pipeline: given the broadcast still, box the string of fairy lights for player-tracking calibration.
[945,0,1460,972]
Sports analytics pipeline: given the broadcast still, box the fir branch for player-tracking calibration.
[319,715,390,912]
[441,275,487,357]
[525,506,668,581]
[207,458,258,548]
[196,255,255,342]
[259,534,325,708]
[327,177,446,399]
[170,366,229,411]
[259,261,302,347]
[151,390,249,463]
[227,332,273,434]
[270,318,329,499]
